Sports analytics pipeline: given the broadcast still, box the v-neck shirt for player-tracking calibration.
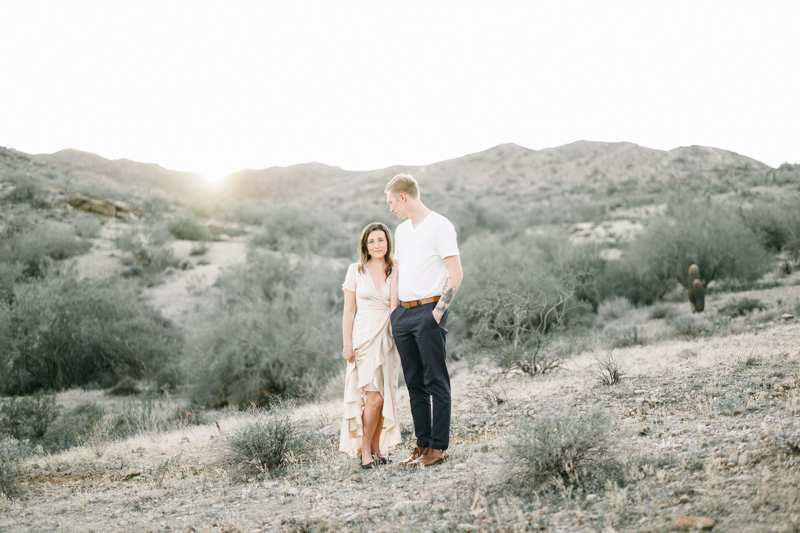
[394,211,459,302]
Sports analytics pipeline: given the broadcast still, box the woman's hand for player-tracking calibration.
[343,346,355,364]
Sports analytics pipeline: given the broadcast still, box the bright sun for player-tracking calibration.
[201,173,227,185]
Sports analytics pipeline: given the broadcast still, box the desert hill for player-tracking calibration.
[23,141,771,206]
[32,148,209,198]
[224,141,770,205]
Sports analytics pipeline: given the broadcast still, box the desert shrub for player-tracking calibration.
[0,437,29,498]
[508,408,610,479]
[739,200,800,252]
[187,251,342,406]
[0,267,183,394]
[250,204,353,258]
[605,202,772,304]
[4,175,47,208]
[168,216,212,241]
[597,296,633,321]
[586,351,627,386]
[114,226,179,280]
[464,266,582,375]
[38,403,106,452]
[0,391,60,439]
[0,262,24,304]
[718,297,766,318]
[602,325,643,349]
[228,404,318,473]
[73,215,102,238]
[189,241,209,256]
[448,200,511,242]
[0,222,91,278]
[669,315,706,338]
[648,302,676,320]
[114,396,199,437]
[454,232,555,342]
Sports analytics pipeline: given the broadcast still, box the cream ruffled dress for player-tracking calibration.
[339,263,402,457]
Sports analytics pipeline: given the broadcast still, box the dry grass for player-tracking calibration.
[2,297,800,532]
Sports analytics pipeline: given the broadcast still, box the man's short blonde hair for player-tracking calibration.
[385,174,420,199]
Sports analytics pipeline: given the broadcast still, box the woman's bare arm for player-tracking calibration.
[342,289,356,363]
[390,263,399,312]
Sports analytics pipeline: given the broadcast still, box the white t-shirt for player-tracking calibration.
[394,212,459,302]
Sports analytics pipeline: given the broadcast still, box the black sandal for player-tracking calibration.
[361,461,376,470]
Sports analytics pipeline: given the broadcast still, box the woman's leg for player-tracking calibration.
[361,391,384,464]
[370,412,385,456]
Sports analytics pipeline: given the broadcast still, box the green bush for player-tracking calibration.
[508,408,610,478]
[114,226,179,280]
[669,315,706,338]
[38,403,106,452]
[250,204,353,258]
[463,266,582,375]
[0,437,29,498]
[648,302,676,320]
[4,175,47,208]
[187,251,342,406]
[0,262,24,304]
[605,202,772,304]
[602,325,642,349]
[0,222,91,278]
[718,297,766,318]
[228,404,317,473]
[168,216,212,241]
[597,296,633,322]
[0,267,183,394]
[0,391,60,439]
[739,200,800,252]
[73,215,102,238]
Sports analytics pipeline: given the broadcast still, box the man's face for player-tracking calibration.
[387,192,407,219]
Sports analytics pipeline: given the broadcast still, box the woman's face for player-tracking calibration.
[366,229,387,260]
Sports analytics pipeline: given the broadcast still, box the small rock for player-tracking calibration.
[680,494,690,503]
[343,512,360,522]
[673,515,715,529]
[122,469,141,481]
[178,257,194,270]
[350,475,362,483]
[300,488,314,497]
[286,487,299,496]
[781,314,794,320]
[586,494,597,502]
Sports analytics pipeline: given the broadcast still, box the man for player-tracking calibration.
[386,174,463,467]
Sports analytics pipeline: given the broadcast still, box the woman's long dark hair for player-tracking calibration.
[357,222,394,279]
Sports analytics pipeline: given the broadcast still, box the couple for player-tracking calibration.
[338,174,463,469]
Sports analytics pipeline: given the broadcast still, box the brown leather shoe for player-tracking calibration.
[412,448,449,467]
[398,446,428,466]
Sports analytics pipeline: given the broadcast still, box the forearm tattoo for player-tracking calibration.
[436,279,459,313]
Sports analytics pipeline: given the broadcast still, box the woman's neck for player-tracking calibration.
[367,257,386,268]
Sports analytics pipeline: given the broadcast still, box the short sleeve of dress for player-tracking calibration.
[342,263,357,292]
[433,217,460,259]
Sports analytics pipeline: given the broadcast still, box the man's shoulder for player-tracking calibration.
[430,212,455,230]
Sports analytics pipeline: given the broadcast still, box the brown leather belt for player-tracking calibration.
[399,296,440,308]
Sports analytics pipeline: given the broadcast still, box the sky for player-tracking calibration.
[1,1,798,182]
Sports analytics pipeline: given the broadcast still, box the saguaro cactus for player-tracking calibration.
[687,264,704,312]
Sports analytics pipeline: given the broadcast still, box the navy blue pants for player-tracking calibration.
[390,303,451,451]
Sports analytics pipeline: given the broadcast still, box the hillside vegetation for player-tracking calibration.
[1,142,800,531]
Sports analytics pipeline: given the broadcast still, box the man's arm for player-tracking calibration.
[433,255,463,324]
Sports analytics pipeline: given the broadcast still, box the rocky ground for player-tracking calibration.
[1,294,798,532]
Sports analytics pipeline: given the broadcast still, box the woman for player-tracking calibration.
[339,222,401,469]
